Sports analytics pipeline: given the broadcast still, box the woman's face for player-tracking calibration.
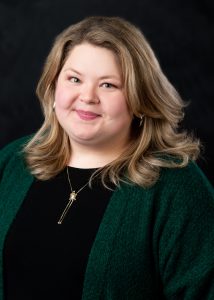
[55,43,132,152]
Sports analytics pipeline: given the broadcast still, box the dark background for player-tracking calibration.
[0,0,213,184]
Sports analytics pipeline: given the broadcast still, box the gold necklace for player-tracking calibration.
[57,167,93,225]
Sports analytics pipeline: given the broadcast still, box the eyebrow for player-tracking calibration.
[63,68,121,81]
[64,68,82,75]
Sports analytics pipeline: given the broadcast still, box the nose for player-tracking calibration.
[80,84,100,104]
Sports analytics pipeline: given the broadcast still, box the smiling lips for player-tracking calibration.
[75,109,101,121]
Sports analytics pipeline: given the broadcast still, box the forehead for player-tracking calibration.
[62,43,121,75]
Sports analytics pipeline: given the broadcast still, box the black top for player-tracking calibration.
[3,167,113,300]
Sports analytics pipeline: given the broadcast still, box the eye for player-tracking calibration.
[101,82,116,88]
[69,76,80,83]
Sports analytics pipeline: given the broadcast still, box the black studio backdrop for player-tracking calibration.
[0,0,213,184]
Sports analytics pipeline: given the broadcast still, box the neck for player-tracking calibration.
[68,143,125,169]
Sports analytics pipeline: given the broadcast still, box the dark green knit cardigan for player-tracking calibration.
[0,136,214,299]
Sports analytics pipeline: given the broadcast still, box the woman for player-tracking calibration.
[0,16,213,300]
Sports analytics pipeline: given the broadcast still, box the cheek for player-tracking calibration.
[55,85,74,109]
[105,96,130,119]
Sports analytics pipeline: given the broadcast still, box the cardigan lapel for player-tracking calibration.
[81,184,129,300]
[0,153,34,300]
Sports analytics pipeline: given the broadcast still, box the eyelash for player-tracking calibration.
[68,76,117,88]
[101,83,116,88]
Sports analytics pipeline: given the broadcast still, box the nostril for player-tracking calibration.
[80,96,100,104]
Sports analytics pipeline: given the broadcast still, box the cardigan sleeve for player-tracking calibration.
[156,162,214,299]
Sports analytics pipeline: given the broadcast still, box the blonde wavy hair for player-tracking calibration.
[24,16,200,188]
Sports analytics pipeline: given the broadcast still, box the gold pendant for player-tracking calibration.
[70,191,77,201]
[57,191,77,224]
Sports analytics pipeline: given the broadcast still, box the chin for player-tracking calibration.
[69,134,99,144]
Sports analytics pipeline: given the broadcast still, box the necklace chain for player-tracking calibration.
[57,167,94,224]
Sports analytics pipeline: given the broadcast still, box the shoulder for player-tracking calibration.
[0,135,32,174]
[123,161,213,204]
[0,135,32,154]
[158,161,213,197]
